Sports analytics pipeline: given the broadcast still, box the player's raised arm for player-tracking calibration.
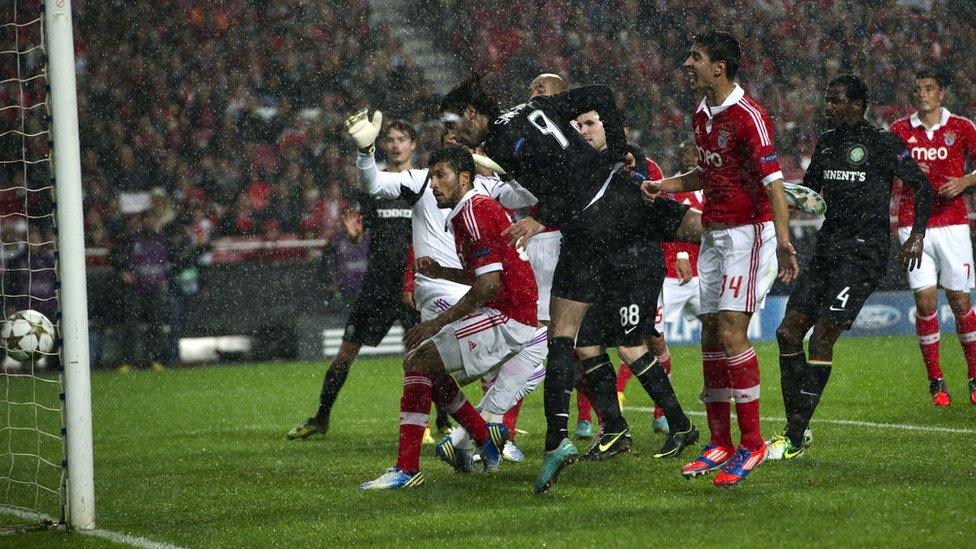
[348,113,428,199]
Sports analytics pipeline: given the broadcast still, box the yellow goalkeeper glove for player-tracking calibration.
[345,109,383,155]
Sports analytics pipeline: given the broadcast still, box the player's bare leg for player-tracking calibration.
[287,340,361,439]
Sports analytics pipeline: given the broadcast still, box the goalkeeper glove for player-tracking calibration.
[345,109,383,155]
[472,153,506,175]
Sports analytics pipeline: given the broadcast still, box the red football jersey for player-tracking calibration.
[891,109,976,228]
[448,191,538,326]
[692,84,784,226]
[661,190,704,278]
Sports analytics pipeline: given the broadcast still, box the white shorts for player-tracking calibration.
[478,341,547,416]
[431,307,546,385]
[699,221,778,314]
[898,224,975,292]
[414,275,469,321]
[654,276,702,332]
[525,231,561,322]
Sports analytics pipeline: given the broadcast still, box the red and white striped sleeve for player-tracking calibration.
[737,100,784,186]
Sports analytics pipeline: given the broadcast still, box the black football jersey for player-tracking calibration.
[803,120,933,258]
[357,192,412,268]
[482,85,628,229]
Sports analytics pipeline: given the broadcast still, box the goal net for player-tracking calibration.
[0,0,93,529]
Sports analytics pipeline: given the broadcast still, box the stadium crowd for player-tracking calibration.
[71,0,976,250]
[429,0,976,176]
[75,0,439,249]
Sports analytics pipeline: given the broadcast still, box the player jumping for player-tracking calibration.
[439,74,703,493]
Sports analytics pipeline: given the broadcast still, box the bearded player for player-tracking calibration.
[360,146,546,489]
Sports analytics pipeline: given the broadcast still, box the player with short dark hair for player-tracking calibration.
[645,31,799,486]
[360,145,546,489]
[768,74,933,460]
[890,69,976,407]
[440,73,703,493]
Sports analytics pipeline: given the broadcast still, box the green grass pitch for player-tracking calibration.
[4,334,976,547]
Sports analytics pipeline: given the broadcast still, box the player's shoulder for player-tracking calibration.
[889,116,912,131]
[947,113,976,133]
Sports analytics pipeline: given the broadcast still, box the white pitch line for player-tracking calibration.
[0,505,183,549]
[627,406,976,435]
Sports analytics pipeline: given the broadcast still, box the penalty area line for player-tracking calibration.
[626,406,976,435]
[0,505,183,549]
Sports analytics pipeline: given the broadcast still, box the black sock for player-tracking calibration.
[579,353,628,434]
[779,351,806,418]
[315,366,350,423]
[435,406,451,430]
[544,337,577,451]
[786,361,832,447]
[631,352,690,432]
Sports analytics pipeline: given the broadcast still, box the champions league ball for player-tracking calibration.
[1,309,57,363]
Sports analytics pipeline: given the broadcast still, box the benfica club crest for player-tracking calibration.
[717,126,733,148]
[944,132,956,146]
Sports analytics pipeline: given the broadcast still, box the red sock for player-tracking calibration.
[502,398,523,441]
[702,347,733,448]
[728,348,763,451]
[955,308,976,379]
[576,383,592,422]
[396,371,431,473]
[916,312,943,381]
[658,349,672,376]
[616,362,633,392]
[431,372,488,445]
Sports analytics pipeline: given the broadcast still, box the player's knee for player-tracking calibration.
[947,292,972,317]
[776,325,802,350]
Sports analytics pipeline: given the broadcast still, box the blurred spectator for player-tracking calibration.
[319,203,370,310]
[111,212,171,372]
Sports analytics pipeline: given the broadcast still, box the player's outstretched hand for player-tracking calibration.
[899,232,925,272]
[776,241,799,283]
[640,180,663,203]
[345,109,383,154]
[414,256,443,279]
[404,320,442,351]
[502,217,544,247]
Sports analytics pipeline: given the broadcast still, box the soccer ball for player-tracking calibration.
[1,309,57,363]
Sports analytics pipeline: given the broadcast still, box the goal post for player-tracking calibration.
[44,0,94,530]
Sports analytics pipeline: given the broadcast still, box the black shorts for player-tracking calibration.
[343,265,419,347]
[575,243,665,348]
[553,182,688,304]
[786,249,885,330]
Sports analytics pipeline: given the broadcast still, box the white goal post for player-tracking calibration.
[45,0,94,530]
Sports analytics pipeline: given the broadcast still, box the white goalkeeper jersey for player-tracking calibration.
[356,153,538,316]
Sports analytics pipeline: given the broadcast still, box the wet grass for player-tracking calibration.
[4,334,976,547]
